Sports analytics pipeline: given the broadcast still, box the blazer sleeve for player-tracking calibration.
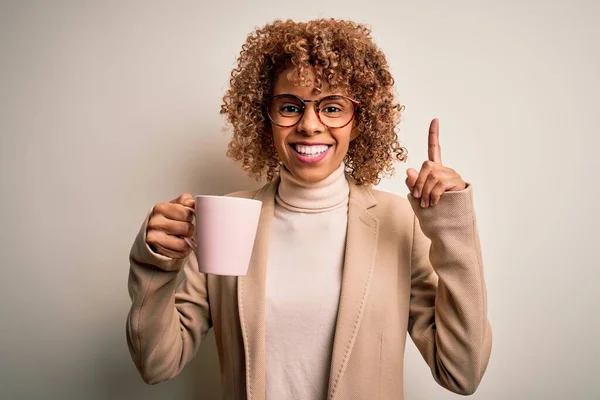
[126,209,212,384]
[406,184,492,395]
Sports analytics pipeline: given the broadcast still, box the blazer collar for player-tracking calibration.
[327,179,379,399]
[347,176,378,209]
[237,180,277,400]
[237,176,379,400]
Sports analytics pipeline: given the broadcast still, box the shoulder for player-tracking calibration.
[225,189,260,199]
[369,187,413,214]
[225,181,275,200]
[364,186,416,233]
[348,177,415,222]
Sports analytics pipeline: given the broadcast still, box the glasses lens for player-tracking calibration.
[318,96,355,128]
[267,95,356,128]
[268,95,304,127]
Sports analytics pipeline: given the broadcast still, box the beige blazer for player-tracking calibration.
[126,177,492,400]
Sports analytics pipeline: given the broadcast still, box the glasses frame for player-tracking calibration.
[266,94,361,129]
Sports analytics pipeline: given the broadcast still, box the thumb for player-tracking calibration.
[172,193,195,208]
[181,194,195,208]
[405,168,419,191]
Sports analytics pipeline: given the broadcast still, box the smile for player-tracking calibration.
[289,143,333,164]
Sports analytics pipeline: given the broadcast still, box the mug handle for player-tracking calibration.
[183,206,197,250]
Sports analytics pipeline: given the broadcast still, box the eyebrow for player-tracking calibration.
[272,94,348,101]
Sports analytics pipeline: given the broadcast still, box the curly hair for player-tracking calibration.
[220,18,407,186]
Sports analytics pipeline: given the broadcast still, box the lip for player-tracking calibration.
[288,143,332,164]
[289,141,334,146]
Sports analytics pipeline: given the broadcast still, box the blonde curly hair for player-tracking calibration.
[220,18,407,186]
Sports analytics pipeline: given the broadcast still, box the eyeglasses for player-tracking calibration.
[266,94,360,129]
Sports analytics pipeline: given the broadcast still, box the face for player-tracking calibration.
[269,67,359,183]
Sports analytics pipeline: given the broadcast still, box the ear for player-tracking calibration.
[350,125,360,141]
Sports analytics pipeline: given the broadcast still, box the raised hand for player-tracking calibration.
[146,193,196,260]
[405,118,466,208]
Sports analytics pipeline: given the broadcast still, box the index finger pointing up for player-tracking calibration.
[428,118,442,164]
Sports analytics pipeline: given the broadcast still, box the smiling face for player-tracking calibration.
[269,67,359,184]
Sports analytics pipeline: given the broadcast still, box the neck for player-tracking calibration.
[276,164,349,213]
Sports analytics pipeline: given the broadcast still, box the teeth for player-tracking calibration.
[294,144,329,156]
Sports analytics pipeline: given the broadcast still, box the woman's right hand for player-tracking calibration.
[146,193,196,261]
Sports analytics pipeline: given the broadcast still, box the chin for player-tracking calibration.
[298,172,328,183]
[287,164,332,184]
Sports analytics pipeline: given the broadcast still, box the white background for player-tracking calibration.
[1,0,598,399]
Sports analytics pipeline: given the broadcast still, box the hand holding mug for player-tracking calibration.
[146,193,196,261]
[145,192,262,276]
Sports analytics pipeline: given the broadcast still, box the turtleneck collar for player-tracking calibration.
[276,163,350,213]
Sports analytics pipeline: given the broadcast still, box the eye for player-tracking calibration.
[280,104,301,114]
[322,105,342,113]
[319,96,352,117]
[320,102,347,117]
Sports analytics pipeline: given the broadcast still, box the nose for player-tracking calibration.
[296,103,324,136]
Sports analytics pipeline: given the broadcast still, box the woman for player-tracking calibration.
[126,19,492,400]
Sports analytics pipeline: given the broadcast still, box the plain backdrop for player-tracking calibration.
[1,1,598,399]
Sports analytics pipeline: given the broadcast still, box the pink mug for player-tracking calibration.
[184,195,262,276]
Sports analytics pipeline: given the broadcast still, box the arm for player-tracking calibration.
[126,210,212,384]
[407,184,492,395]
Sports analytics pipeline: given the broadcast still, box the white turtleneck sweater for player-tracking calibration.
[265,163,350,400]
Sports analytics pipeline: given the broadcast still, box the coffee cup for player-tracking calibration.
[183,195,262,276]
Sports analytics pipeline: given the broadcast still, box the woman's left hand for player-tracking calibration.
[406,118,467,208]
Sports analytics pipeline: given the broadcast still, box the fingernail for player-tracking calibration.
[413,189,420,198]
[421,200,426,208]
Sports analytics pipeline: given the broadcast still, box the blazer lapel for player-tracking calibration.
[237,180,277,400]
[327,180,379,400]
